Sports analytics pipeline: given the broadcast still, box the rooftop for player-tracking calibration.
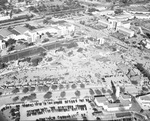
[117,62,129,73]
[117,26,134,34]
[12,26,29,35]
[94,96,107,103]
[95,96,131,108]
[128,6,149,12]
[108,100,131,108]
[116,112,132,118]
[0,28,13,38]
[140,94,150,101]
[130,75,141,82]
[109,13,134,21]
[52,20,67,25]
[121,94,131,100]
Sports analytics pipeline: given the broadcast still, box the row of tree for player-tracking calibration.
[111,0,149,5]
[11,83,86,95]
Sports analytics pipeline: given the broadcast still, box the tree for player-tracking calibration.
[80,83,85,88]
[42,85,49,92]
[44,91,52,99]
[75,90,80,97]
[107,89,112,94]
[96,117,101,121]
[101,88,106,94]
[21,96,29,101]
[7,45,15,52]
[22,87,29,93]
[43,19,49,24]
[95,89,102,95]
[42,38,49,43]
[140,109,144,113]
[89,88,95,96]
[59,84,64,90]
[12,88,19,94]
[0,63,7,69]
[68,51,73,56]
[46,32,53,38]
[38,86,43,92]
[142,87,148,92]
[114,9,123,15]
[0,0,7,7]
[60,91,66,98]
[67,42,78,49]
[47,57,53,62]
[40,52,47,57]
[120,0,129,4]
[28,93,36,100]
[30,87,35,92]
[83,116,88,121]
[0,92,2,96]
[6,38,16,47]
[32,57,43,66]
[66,84,70,89]
[51,84,58,90]
[71,84,77,89]
[119,104,125,111]
[120,87,125,94]
[77,48,83,52]
[13,96,19,102]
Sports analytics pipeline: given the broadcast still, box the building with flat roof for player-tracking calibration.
[93,10,114,16]
[116,26,135,38]
[0,40,6,50]
[0,29,14,40]
[11,26,30,35]
[98,19,110,28]
[136,94,150,110]
[94,95,132,112]
[144,39,150,49]
[107,13,134,21]
[135,14,150,20]
[125,85,139,96]
[127,6,150,14]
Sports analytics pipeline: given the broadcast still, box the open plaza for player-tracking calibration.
[0,0,150,121]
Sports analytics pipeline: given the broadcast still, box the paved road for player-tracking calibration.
[0,39,77,63]
[69,20,129,49]
[0,18,130,63]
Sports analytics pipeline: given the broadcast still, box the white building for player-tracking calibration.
[94,96,132,112]
[107,13,134,21]
[116,26,135,38]
[125,85,140,96]
[136,94,150,110]
[116,85,120,99]
[9,26,31,40]
[108,18,131,29]
[25,26,60,42]
[118,21,131,29]
[0,28,14,41]
[0,40,6,50]
[0,15,10,21]
[145,39,150,49]
[135,14,150,20]
[52,22,75,36]
[97,37,105,45]
[98,19,110,28]
[96,6,107,11]
[93,10,114,16]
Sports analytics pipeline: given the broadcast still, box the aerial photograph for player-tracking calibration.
[0,0,150,121]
